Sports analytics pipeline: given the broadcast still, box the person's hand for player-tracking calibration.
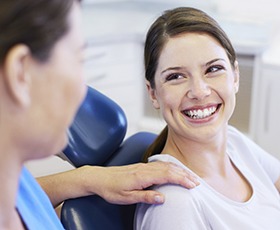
[82,161,199,205]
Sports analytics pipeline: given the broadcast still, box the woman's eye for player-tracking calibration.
[166,73,184,81]
[206,65,224,74]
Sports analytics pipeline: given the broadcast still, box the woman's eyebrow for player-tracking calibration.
[160,58,226,75]
[205,58,225,66]
[160,66,186,75]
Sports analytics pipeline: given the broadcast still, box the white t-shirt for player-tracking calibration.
[135,126,280,230]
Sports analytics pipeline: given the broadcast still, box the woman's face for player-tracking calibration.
[27,2,87,158]
[147,33,239,142]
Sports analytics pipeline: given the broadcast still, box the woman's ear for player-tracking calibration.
[146,80,160,109]
[233,60,240,93]
[3,44,32,107]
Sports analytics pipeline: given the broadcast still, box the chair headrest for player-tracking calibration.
[63,86,127,167]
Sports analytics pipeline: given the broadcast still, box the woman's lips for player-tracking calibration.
[182,104,221,120]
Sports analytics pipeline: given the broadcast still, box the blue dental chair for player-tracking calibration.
[60,86,157,230]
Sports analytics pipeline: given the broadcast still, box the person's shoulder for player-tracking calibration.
[227,125,244,138]
[136,155,207,229]
[156,182,201,207]
[226,125,266,167]
[227,125,252,149]
[149,154,192,172]
[17,167,65,229]
[148,154,202,206]
[135,183,205,230]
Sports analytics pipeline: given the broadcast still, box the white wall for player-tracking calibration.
[216,0,280,25]
[84,0,280,27]
[133,0,280,26]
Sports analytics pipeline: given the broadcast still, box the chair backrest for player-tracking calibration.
[61,86,157,230]
[62,86,127,167]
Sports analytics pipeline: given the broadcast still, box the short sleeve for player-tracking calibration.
[134,184,208,230]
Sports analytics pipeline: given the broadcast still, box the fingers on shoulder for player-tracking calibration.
[148,161,199,188]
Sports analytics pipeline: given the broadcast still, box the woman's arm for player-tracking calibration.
[37,161,199,208]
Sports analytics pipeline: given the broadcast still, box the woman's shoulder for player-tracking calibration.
[227,125,246,140]
[154,183,201,209]
[149,154,191,172]
[17,167,64,229]
[148,154,203,205]
[135,169,206,230]
[227,125,256,155]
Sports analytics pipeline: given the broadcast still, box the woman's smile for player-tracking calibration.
[182,104,221,120]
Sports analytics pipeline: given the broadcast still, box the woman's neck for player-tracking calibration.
[0,141,25,229]
[162,129,253,202]
[162,130,228,178]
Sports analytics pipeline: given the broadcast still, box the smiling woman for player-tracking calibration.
[135,7,280,230]
[0,1,203,229]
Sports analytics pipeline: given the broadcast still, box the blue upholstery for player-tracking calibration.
[63,86,127,167]
[61,86,157,230]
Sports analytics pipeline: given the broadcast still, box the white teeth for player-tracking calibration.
[186,106,217,119]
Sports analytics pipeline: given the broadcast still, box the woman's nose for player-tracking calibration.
[187,78,211,100]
